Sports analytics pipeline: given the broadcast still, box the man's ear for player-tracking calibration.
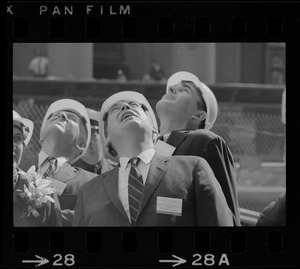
[191,111,207,123]
[76,141,86,151]
[70,142,86,163]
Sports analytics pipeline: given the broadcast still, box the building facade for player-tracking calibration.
[13,43,285,85]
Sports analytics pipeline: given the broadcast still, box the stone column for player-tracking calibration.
[171,43,216,84]
[48,43,93,79]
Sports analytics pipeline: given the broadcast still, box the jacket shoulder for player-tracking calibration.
[186,129,229,146]
[159,153,207,168]
[75,167,98,180]
[187,129,222,140]
[77,172,108,194]
[19,156,38,172]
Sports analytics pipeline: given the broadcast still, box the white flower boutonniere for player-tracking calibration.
[16,171,56,218]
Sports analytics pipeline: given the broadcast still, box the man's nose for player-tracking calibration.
[13,141,16,151]
[169,86,176,94]
[59,112,68,121]
[121,103,130,111]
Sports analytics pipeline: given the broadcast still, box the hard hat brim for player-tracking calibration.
[167,71,205,96]
[86,108,100,123]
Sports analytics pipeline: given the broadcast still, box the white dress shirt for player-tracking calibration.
[118,148,155,222]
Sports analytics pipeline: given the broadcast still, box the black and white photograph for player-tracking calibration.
[12,42,286,228]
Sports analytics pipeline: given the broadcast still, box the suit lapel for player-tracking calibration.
[138,154,168,218]
[101,167,130,223]
[165,131,187,151]
[53,163,77,183]
[26,157,39,173]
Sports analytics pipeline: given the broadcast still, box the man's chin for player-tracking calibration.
[156,101,175,115]
[42,126,65,139]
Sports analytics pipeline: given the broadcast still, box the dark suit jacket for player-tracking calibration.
[164,129,240,226]
[256,191,286,226]
[73,154,234,227]
[13,171,63,227]
[21,156,98,226]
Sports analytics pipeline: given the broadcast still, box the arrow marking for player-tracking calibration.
[22,255,49,267]
[159,254,187,267]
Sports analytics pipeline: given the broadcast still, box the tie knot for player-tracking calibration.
[47,157,58,172]
[157,135,164,141]
[129,157,140,167]
[48,157,57,164]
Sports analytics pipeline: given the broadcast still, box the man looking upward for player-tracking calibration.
[156,71,240,225]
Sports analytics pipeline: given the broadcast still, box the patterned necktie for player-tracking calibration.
[128,157,144,226]
[42,157,58,179]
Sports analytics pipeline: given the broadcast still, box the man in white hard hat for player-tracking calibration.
[13,110,63,226]
[21,99,98,226]
[155,71,240,226]
[73,91,233,226]
[73,108,113,174]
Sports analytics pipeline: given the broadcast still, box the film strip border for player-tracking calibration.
[5,1,300,268]
[6,2,300,41]
[7,228,288,267]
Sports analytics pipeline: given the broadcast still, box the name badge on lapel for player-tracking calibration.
[47,178,67,196]
[156,196,182,216]
[154,140,176,157]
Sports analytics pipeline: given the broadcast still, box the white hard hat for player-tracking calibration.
[99,91,158,161]
[86,108,100,132]
[13,110,34,146]
[40,99,91,163]
[166,71,218,130]
[86,108,99,123]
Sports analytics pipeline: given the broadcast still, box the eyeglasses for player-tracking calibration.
[46,110,88,135]
[13,122,29,142]
[13,134,24,146]
[102,101,148,138]
[108,101,142,114]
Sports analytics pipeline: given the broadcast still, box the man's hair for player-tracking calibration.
[187,81,207,129]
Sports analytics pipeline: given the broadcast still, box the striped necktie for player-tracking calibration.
[42,157,58,179]
[128,157,144,226]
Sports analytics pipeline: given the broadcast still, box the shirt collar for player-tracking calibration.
[158,133,171,142]
[38,150,70,168]
[164,133,171,142]
[119,148,155,171]
[38,151,48,167]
